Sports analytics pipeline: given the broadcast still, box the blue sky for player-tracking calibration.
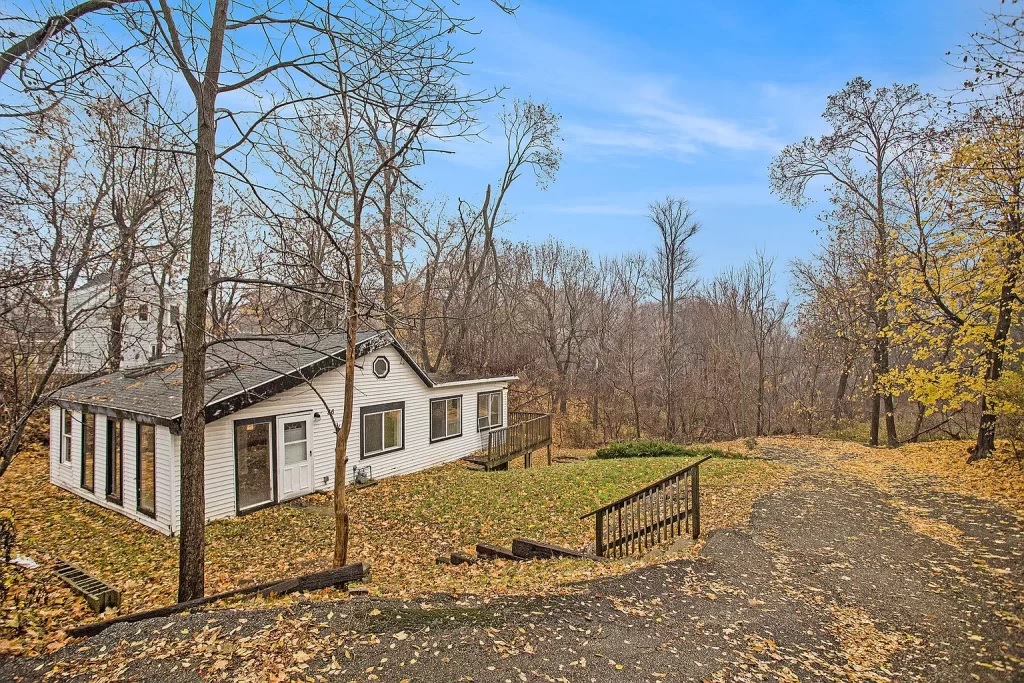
[419,0,988,287]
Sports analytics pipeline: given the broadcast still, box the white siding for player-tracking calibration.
[53,343,511,534]
[199,345,510,526]
[60,281,184,374]
[48,407,176,534]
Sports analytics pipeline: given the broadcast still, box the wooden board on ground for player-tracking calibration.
[69,562,369,639]
[510,538,607,562]
[475,543,522,561]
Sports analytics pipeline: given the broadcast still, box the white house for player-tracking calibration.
[49,330,515,535]
[59,273,184,374]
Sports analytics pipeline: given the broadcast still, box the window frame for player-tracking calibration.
[360,401,405,459]
[476,390,504,432]
[80,412,95,491]
[105,418,123,505]
[372,355,390,379]
[232,416,278,515]
[61,409,73,463]
[429,395,463,443]
[136,423,157,518]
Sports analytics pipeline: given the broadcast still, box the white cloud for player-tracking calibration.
[464,9,783,162]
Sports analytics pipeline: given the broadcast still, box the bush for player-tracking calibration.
[556,415,600,449]
[595,439,721,460]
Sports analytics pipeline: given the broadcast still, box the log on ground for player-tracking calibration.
[69,562,370,639]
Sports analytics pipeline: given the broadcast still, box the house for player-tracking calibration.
[58,273,183,374]
[49,330,516,535]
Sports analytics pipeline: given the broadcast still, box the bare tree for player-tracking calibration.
[448,99,561,369]
[741,252,789,436]
[649,196,699,440]
[770,77,935,448]
[1,0,507,601]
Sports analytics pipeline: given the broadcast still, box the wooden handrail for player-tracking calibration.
[582,455,710,557]
[485,413,552,470]
[580,455,712,519]
[509,410,547,424]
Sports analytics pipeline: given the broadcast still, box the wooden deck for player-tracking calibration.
[465,411,553,471]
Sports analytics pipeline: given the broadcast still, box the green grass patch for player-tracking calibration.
[595,439,724,460]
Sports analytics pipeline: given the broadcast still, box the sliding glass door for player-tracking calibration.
[234,419,274,512]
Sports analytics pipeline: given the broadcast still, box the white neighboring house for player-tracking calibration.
[49,330,516,535]
[59,273,183,374]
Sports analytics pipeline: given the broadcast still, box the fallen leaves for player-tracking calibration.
[0,440,784,655]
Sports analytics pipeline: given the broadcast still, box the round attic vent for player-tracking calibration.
[372,356,390,378]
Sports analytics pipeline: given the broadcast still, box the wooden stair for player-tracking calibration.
[439,539,608,565]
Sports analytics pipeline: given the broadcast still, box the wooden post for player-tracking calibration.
[595,509,605,557]
[525,450,532,469]
[546,443,552,465]
[691,465,701,539]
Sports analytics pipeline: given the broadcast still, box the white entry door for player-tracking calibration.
[277,414,313,501]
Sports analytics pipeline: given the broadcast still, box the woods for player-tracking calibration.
[3,0,1024,610]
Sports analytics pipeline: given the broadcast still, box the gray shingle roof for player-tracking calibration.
[426,371,518,385]
[54,330,389,427]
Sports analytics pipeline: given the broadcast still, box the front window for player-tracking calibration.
[138,303,149,321]
[106,418,123,504]
[61,410,73,463]
[361,402,404,458]
[137,424,156,517]
[477,391,503,431]
[81,412,95,491]
[430,396,462,442]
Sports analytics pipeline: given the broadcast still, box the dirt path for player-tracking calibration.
[5,444,1023,682]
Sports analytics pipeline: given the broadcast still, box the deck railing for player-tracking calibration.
[484,413,552,470]
[509,410,547,425]
[581,456,711,558]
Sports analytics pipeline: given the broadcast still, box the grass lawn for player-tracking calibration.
[0,441,783,655]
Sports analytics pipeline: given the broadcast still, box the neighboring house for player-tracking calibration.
[49,330,515,535]
[59,273,183,374]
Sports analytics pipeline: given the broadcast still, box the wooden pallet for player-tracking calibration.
[54,560,121,613]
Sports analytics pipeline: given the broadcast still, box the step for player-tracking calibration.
[475,543,522,561]
[510,538,608,562]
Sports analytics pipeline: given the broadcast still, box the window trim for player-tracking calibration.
[372,355,390,379]
[105,418,123,505]
[429,394,463,443]
[476,390,504,432]
[360,401,405,459]
[136,423,157,518]
[61,409,73,464]
[80,412,95,492]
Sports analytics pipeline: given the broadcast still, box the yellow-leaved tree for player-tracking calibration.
[885,102,1024,461]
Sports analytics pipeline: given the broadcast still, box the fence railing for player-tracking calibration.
[581,456,711,558]
[485,413,552,470]
[509,411,547,425]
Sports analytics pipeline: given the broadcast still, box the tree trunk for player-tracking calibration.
[971,277,1018,462]
[381,171,395,331]
[755,356,765,437]
[869,354,881,448]
[177,0,229,603]
[832,357,851,420]
[877,311,898,447]
[108,246,132,371]
[333,203,362,566]
[631,393,641,439]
